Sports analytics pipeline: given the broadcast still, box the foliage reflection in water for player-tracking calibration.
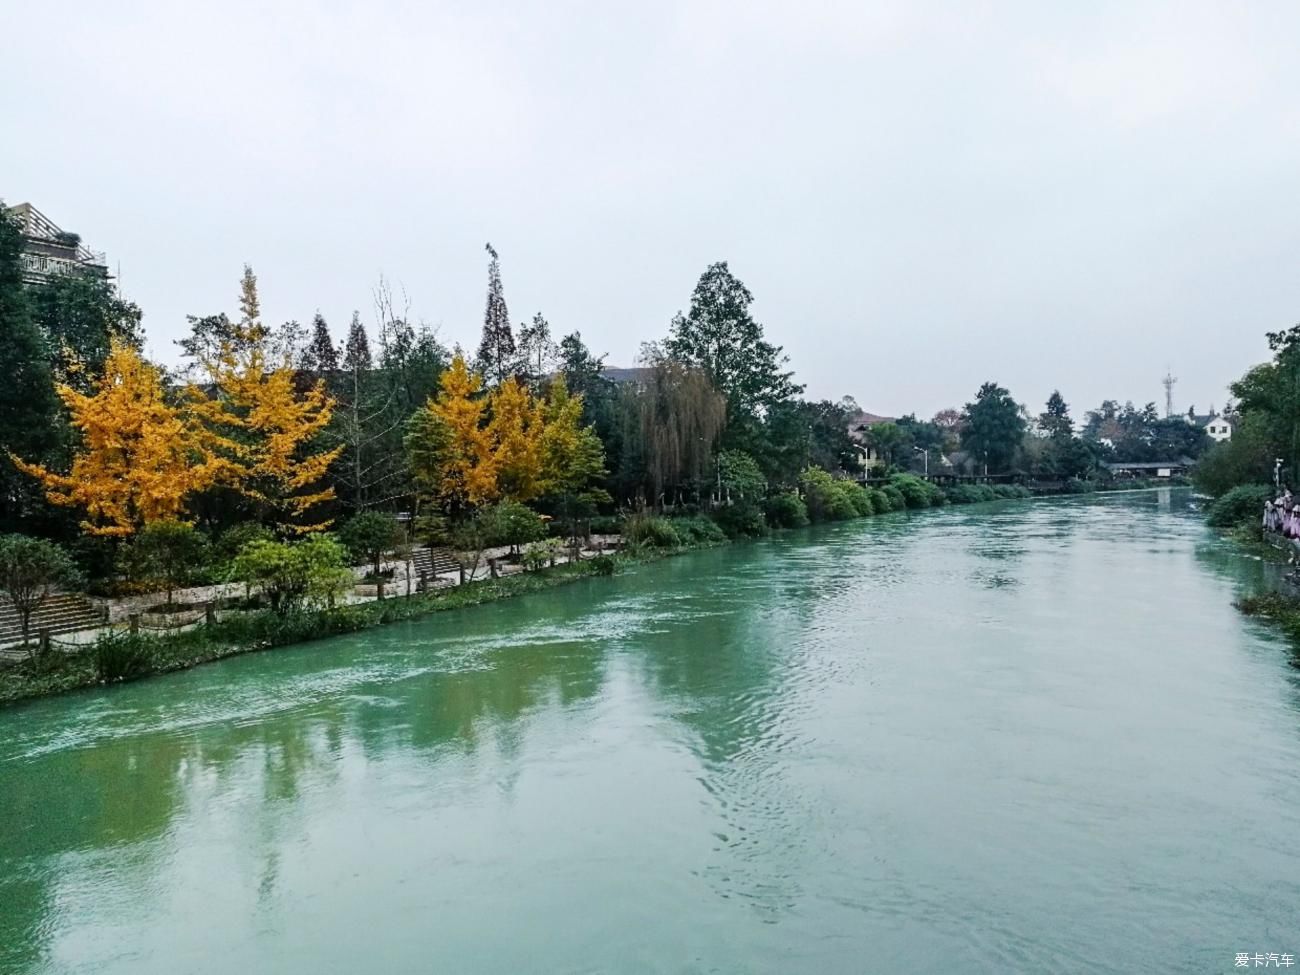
[1,490,1299,974]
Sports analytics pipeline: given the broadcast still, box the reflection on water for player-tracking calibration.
[2,490,1299,974]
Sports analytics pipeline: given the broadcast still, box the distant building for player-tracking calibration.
[5,202,109,286]
[603,366,654,385]
[1186,407,1233,443]
[845,410,897,471]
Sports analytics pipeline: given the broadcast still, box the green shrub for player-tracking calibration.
[1205,484,1273,530]
[215,522,274,563]
[94,633,155,683]
[624,515,681,548]
[521,541,551,572]
[589,554,618,576]
[838,481,876,517]
[866,487,892,512]
[486,501,547,552]
[765,491,809,528]
[880,485,906,513]
[129,520,210,603]
[800,467,858,522]
[945,484,997,504]
[712,503,768,538]
[888,473,935,509]
[992,483,1031,500]
[589,515,625,535]
[231,535,354,614]
[672,514,730,544]
[1065,477,1097,494]
[339,511,400,576]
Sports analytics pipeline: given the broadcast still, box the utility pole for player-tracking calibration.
[1162,369,1178,419]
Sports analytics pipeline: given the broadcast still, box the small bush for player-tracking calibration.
[1065,478,1097,494]
[94,633,155,683]
[624,515,681,548]
[711,504,767,539]
[673,514,731,544]
[589,515,625,535]
[889,473,936,509]
[944,484,997,504]
[801,467,860,522]
[215,522,274,563]
[880,485,906,513]
[589,554,617,576]
[486,501,547,552]
[765,491,809,528]
[339,511,400,575]
[866,487,892,512]
[839,481,876,517]
[1206,484,1274,530]
[521,541,551,572]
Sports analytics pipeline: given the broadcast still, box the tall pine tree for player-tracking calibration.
[475,243,516,386]
[303,312,339,375]
[665,262,801,456]
[343,311,371,372]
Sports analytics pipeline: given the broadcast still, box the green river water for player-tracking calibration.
[2,489,1299,974]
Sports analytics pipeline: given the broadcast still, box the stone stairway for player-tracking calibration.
[0,593,105,646]
[411,547,460,582]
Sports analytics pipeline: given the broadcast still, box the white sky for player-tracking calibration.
[5,0,1298,419]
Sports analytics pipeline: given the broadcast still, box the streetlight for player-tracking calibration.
[912,445,928,477]
[1276,458,1285,491]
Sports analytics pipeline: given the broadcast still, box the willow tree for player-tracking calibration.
[12,338,222,536]
[617,349,726,507]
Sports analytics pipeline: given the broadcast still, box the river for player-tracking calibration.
[1,489,1298,974]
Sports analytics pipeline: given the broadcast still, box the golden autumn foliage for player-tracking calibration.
[187,269,342,534]
[405,356,606,520]
[487,376,545,502]
[539,376,606,494]
[406,353,497,514]
[10,338,223,537]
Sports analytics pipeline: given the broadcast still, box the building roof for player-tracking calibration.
[603,366,654,385]
[847,411,896,428]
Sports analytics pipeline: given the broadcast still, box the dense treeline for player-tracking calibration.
[0,203,1212,609]
[1194,324,1300,531]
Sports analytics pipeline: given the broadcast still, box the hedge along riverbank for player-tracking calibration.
[0,553,630,707]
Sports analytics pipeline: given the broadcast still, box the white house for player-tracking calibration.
[1188,410,1233,443]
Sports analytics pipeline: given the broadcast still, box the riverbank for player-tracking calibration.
[0,553,630,707]
[1,484,1183,707]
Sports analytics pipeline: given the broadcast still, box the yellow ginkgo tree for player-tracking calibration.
[11,338,223,537]
[405,352,498,517]
[188,267,342,534]
[486,376,545,502]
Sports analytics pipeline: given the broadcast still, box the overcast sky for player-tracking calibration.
[5,0,1299,419]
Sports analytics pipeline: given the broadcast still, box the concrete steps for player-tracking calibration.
[0,593,104,645]
[411,547,460,579]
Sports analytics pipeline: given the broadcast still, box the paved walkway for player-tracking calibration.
[1,537,622,658]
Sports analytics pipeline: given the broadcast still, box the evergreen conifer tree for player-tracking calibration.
[475,243,516,386]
